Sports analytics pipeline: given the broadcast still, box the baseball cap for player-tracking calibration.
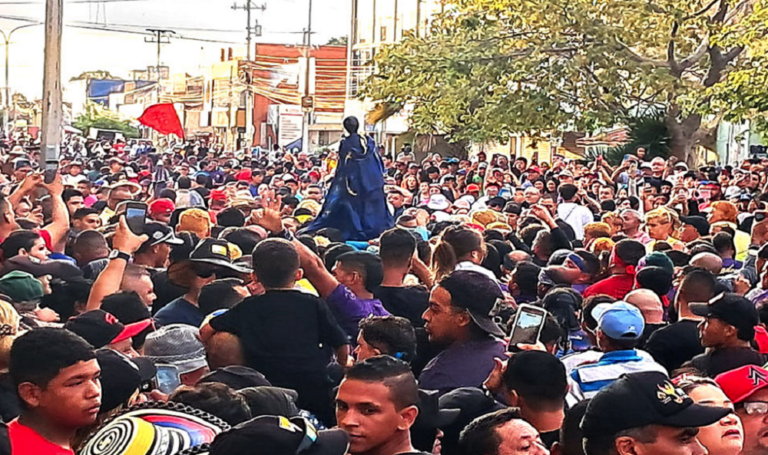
[143,324,207,374]
[581,372,730,438]
[715,365,768,404]
[96,349,156,412]
[414,389,460,430]
[528,166,542,174]
[209,415,349,455]
[591,301,645,340]
[0,270,44,303]
[189,238,253,274]
[239,386,301,418]
[143,222,184,247]
[427,194,450,211]
[689,293,759,339]
[0,256,83,281]
[199,366,271,390]
[466,184,481,193]
[680,216,710,237]
[439,270,504,337]
[148,198,175,216]
[64,310,152,349]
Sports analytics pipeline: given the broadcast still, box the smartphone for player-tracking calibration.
[507,304,548,350]
[124,202,147,235]
[43,168,58,184]
[153,364,181,394]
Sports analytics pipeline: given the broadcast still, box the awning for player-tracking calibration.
[63,125,82,134]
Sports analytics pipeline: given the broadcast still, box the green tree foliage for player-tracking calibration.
[362,0,768,163]
[326,36,348,46]
[73,103,139,138]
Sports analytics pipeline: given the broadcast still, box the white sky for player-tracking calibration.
[0,0,350,99]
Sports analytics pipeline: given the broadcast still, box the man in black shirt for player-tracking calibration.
[374,228,432,328]
[202,238,349,424]
[645,268,715,372]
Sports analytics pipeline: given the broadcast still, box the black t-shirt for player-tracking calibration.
[644,319,704,372]
[687,347,768,377]
[638,322,668,350]
[374,286,430,328]
[210,290,348,382]
[150,269,187,316]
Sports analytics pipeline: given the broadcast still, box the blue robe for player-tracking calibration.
[306,134,393,240]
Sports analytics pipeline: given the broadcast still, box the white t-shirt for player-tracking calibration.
[557,202,593,240]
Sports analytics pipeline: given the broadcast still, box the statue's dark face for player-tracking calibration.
[343,116,360,134]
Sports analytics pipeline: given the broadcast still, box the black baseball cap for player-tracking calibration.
[64,309,152,348]
[96,349,156,412]
[581,372,730,438]
[189,238,252,274]
[439,270,504,337]
[143,222,184,247]
[209,415,349,455]
[689,293,759,339]
[680,216,710,237]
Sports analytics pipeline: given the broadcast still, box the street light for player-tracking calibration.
[0,23,41,136]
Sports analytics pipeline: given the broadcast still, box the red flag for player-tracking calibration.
[137,103,185,139]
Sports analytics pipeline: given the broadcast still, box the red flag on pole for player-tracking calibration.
[137,103,185,139]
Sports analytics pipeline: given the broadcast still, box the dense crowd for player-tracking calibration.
[2,121,768,455]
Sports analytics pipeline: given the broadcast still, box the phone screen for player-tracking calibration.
[508,308,546,347]
[126,207,146,235]
[154,364,181,394]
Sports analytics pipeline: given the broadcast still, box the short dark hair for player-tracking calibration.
[169,382,251,426]
[502,351,567,411]
[200,279,246,314]
[10,328,95,389]
[459,408,523,455]
[559,400,590,455]
[336,251,384,292]
[359,316,417,363]
[582,295,616,331]
[512,261,540,296]
[343,356,419,410]
[379,228,417,268]
[559,184,578,201]
[679,268,716,304]
[712,232,735,255]
[323,243,355,271]
[1,230,42,260]
[73,207,99,220]
[614,239,646,267]
[62,188,83,203]
[252,238,299,289]
[177,176,192,189]
[217,208,246,228]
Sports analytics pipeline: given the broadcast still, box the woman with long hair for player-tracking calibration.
[432,225,494,282]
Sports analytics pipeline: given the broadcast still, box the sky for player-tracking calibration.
[0,0,350,99]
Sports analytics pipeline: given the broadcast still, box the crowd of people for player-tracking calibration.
[2,118,768,455]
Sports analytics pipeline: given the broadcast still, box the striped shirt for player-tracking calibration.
[566,350,667,407]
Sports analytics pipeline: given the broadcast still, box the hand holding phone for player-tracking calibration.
[507,304,548,351]
[124,202,148,235]
[152,364,181,394]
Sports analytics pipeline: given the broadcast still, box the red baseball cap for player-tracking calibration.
[715,365,768,404]
[528,166,542,174]
[210,189,227,202]
[149,198,176,216]
[236,170,252,181]
[466,184,481,193]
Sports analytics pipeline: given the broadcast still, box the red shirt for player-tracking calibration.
[582,274,635,300]
[7,419,73,455]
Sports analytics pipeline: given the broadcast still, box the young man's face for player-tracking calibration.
[23,359,102,429]
[422,286,466,346]
[618,425,706,455]
[336,379,412,454]
[698,317,732,348]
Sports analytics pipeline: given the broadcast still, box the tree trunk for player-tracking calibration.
[666,107,702,166]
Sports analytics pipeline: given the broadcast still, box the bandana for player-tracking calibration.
[609,248,636,275]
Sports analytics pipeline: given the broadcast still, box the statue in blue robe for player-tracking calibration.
[305,117,394,240]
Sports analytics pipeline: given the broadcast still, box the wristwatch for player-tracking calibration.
[109,250,132,262]
[270,229,295,241]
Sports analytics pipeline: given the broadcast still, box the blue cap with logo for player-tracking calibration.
[591,301,645,340]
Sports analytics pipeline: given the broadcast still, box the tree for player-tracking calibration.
[326,36,348,46]
[73,102,139,138]
[362,0,768,163]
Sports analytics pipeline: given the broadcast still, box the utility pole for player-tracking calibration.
[231,1,265,149]
[40,0,63,169]
[231,1,265,61]
[0,23,39,137]
[145,29,175,98]
[301,0,313,154]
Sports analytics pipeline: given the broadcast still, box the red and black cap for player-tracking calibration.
[64,309,152,349]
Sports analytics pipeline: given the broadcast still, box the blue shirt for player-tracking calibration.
[419,337,507,396]
[154,297,204,327]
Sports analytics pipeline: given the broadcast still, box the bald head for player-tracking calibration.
[625,289,664,324]
[690,252,723,275]
[509,251,532,264]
